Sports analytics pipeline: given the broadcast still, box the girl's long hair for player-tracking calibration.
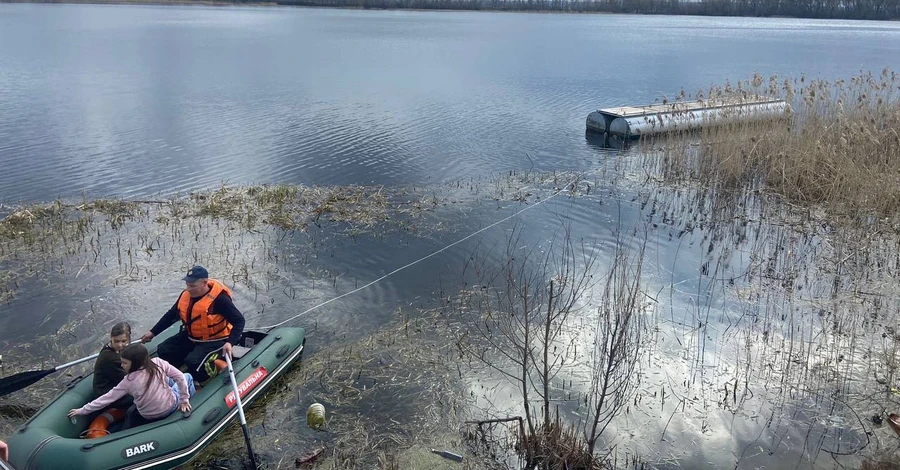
[120,344,163,395]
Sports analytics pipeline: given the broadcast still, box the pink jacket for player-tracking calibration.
[75,358,189,420]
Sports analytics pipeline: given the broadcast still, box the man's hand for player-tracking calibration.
[179,402,192,413]
[1,438,8,461]
[140,332,155,343]
[67,409,80,418]
[223,342,233,359]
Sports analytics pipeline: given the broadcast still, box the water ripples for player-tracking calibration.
[4,7,899,204]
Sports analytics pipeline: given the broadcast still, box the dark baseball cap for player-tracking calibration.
[183,265,209,282]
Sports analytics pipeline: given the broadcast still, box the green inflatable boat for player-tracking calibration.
[5,325,305,470]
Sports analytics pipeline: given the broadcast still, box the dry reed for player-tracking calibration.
[643,69,900,221]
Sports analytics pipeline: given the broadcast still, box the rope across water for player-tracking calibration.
[258,175,582,331]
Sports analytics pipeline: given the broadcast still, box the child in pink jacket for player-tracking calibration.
[68,343,195,429]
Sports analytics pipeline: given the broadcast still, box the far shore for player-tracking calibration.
[0,0,277,6]
[0,0,897,21]
[0,0,611,14]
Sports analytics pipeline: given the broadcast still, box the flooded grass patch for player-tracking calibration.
[0,173,585,307]
[188,307,486,469]
[619,178,900,467]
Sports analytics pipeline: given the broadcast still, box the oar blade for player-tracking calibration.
[0,369,54,397]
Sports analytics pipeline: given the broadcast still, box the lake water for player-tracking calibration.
[2,5,900,204]
[2,5,900,469]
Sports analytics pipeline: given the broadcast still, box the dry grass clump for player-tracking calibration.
[0,200,76,239]
[860,459,900,470]
[463,416,604,470]
[193,184,390,230]
[859,445,900,470]
[645,69,900,221]
[0,198,144,245]
[518,420,602,470]
[0,183,439,302]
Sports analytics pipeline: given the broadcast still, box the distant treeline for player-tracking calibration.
[274,0,899,20]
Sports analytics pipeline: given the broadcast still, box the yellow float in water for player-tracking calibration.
[307,403,326,430]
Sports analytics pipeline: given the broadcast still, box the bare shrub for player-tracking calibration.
[458,223,648,468]
[585,232,645,457]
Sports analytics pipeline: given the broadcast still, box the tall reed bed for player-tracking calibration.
[643,69,900,220]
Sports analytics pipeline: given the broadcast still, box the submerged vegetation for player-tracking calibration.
[193,308,486,469]
[0,183,446,305]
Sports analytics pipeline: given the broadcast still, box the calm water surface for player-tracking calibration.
[1,5,900,203]
[2,5,900,469]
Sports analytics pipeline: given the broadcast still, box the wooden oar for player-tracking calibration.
[224,354,258,469]
[0,340,140,396]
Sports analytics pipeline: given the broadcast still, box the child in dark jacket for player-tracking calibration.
[93,322,134,400]
[84,322,134,438]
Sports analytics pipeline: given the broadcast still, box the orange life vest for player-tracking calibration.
[177,279,233,342]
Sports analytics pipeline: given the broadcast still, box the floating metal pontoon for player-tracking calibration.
[586,95,789,140]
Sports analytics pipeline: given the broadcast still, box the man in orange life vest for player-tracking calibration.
[139,266,245,383]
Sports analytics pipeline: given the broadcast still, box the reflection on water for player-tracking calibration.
[608,184,897,469]
[449,175,900,469]
[584,130,631,151]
